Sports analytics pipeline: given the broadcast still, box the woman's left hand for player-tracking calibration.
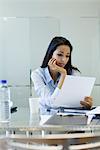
[80,96,93,109]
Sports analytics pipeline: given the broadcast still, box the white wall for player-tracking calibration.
[0,0,100,107]
[0,0,100,17]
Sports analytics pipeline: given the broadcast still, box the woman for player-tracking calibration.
[31,36,93,115]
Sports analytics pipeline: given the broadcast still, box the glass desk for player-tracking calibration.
[0,107,100,150]
[0,107,100,134]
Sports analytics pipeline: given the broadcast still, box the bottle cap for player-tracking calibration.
[0,80,7,84]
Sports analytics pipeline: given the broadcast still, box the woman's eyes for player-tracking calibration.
[66,55,70,58]
[57,54,70,58]
[57,54,63,56]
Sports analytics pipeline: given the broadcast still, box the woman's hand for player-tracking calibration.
[48,58,67,89]
[48,58,67,75]
[80,96,93,109]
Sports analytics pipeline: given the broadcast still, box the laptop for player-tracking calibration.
[44,114,87,125]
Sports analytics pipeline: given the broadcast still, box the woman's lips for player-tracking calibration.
[58,63,65,67]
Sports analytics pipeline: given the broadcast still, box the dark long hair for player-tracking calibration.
[41,36,80,75]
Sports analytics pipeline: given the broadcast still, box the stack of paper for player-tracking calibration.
[86,106,100,115]
[57,106,100,125]
[86,106,100,124]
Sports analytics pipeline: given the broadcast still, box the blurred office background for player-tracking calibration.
[0,0,100,108]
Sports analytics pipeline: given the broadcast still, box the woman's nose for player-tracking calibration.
[62,57,66,62]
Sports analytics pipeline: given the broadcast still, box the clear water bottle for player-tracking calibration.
[0,80,11,122]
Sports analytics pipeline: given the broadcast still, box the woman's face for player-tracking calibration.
[52,45,70,68]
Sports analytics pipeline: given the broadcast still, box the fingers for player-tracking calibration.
[80,101,91,109]
[80,96,93,109]
[48,58,58,72]
[48,58,67,75]
[48,58,56,66]
[85,96,93,106]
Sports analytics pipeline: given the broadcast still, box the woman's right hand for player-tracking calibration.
[48,58,67,75]
[48,58,67,89]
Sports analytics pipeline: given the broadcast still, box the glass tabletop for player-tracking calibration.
[0,108,100,150]
[0,107,100,134]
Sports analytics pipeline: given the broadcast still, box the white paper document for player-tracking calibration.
[86,106,100,115]
[53,75,96,107]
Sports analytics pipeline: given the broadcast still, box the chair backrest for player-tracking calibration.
[8,132,100,150]
[68,132,100,150]
[8,134,67,149]
[69,141,100,150]
[29,97,39,114]
[9,142,63,150]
